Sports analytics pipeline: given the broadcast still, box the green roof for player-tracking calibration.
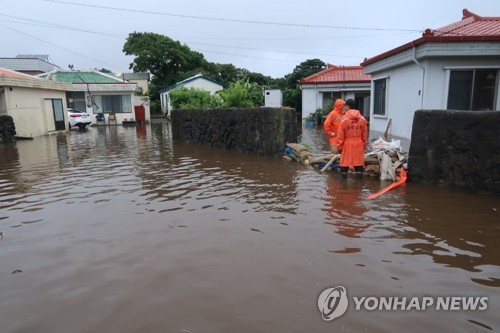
[40,71,122,83]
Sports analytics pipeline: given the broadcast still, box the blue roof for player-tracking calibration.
[159,74,224,93]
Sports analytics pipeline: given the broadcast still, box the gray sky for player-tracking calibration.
[1,0,499,78]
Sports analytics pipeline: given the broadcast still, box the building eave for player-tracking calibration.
[363,41,500,74]
[0,76,72,91]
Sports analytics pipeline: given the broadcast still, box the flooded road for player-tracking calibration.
[0,121,499,333]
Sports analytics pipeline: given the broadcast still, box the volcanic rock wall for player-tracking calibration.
[409,110,500,196]
[171,107,300,156]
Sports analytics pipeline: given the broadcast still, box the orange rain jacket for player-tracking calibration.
[323,99,345,147]
[337,109,367,167]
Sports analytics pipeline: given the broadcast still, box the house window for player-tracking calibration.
[373,78,387,116]
[447,69,497,111]
[66,91,86,111]
[92,95,132,113]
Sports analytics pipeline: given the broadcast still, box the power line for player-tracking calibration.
[0,23,115,68]
[0,13,361,62]
[192,49,299,63]
[41,0,423,33]
[186,42,360,59]
[176,31,418,41]
[0,13,125,38]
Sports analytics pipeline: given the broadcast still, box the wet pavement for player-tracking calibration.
[0,120,499,332]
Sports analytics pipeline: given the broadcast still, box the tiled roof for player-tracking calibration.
[362,9,500,66]
[39,70,124,83]
[0,68,38,79]
[300,64,370,84]
[433,9,500,36]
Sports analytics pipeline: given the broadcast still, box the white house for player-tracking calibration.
[300,64,371,120]
[1,68,72,137]
[159,73,224,116]
[361,9,500,140]
[40,69,148,125]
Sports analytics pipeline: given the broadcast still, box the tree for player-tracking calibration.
[283,58,326,87]
[121,32,325,113]
[279,59,327,112]
[123,32,207,93]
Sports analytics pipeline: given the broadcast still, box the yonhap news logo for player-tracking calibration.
[317,286,349,321]
[318,286,488,321]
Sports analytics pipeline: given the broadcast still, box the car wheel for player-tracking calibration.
[78,125,87,129]
[68,122,72,129]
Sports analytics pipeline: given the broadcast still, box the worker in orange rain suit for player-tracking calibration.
[323,98,345,153]
[336,99,367,180]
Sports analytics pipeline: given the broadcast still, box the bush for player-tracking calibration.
[169,87,221,110]
[219,80,255,108]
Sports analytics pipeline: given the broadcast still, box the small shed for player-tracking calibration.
[264,89,282,107]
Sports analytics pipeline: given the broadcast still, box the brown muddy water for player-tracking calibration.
[0,120,499,333]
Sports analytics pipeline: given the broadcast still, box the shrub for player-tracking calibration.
[169,87,221,109]
[218,80,255,108]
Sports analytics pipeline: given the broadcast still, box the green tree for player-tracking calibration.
[285,58,326,87]
[279,58,327,112]
[123,32,207,94]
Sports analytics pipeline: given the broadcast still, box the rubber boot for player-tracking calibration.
[340,172,348,180]
[356,172,364,180]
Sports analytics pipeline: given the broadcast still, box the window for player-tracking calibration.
[66,91,86,112]
[92,95,132,113]
[448,69,497,111]
[373,78,387,116]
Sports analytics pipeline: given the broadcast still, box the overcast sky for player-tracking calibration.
[1,0,498,78]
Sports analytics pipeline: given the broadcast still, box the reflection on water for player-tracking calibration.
[0,121,499,333]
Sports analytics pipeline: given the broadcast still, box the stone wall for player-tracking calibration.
[409,110,500,196]
[171,107,300,156]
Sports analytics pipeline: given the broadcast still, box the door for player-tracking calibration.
[52,99,65,131]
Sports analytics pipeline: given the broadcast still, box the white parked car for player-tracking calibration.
[67,108,91,129]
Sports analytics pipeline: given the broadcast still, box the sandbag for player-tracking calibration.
[286,143,308,154]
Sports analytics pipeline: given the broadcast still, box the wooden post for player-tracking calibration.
[383,118,392,140]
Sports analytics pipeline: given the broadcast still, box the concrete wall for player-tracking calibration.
[171,107,300,156]
[369,62,424,139]
[4,86,67,137]
[301,86,319,119]
[409,110,500,196]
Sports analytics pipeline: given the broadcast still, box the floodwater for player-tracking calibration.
[0,120,499,333]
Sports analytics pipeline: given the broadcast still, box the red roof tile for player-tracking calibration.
[362,9,500,66]
[300,64,370,84]
[0,68,37,79]
[433,9,500,36]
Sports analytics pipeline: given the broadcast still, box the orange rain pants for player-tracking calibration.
[337,109,367,167]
